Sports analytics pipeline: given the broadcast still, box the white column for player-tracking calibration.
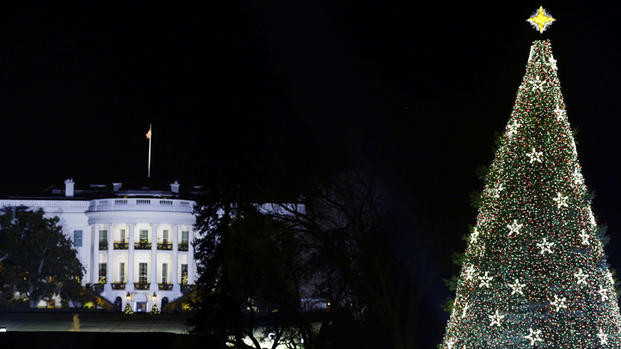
[91,225,97,285]
[128,223,135,291]
[151,223,157,291]
[172,224,179,291]
[188,229,195,284]
[106,224,113,291]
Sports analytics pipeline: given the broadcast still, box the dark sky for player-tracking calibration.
[1,2,621,345]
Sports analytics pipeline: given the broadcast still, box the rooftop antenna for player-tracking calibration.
[146,123,152,179]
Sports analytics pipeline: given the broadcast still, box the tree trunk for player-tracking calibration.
[28,251,47,308]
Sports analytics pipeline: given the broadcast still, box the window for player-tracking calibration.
[162,263,168,284]
[181,231,189,244]
[162,230,169,243]
[120,262,125,282]
[181,264,188,284]
[140,230,149,243]
[99,230,108,243]
[73,230,83,247]
[99,263,107,277]
[120,229,126,242]
[139,263,148,283]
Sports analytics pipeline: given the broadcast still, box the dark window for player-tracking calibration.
[99,263,107,277]
[181,264,188,284]
[162,230,169,243]
[99,230,108,243]
[120,229,126,242]
[120,262,125,282]
[73,230,83,247]
[181,231,189,244]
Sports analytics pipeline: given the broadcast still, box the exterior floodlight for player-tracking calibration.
[0,327,6,333]
[152,292,157,301]
[126,292,131,301]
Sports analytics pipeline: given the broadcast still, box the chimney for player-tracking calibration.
[64,179,75,197]
[112,182,123,192]
[170,180,180,194]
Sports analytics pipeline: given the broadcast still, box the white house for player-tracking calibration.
[0,179,198,312]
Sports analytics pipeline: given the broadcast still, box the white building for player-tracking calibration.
[0,179,197,312]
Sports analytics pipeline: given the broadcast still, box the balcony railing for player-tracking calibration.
[87,198,194,213]
[157,242,172,250]
[158,283,173,290]
[111,282,126,290]
[181,284,194,294]
[134,241,151,250]
[99,242,108,250]
[134,282,150,290]
[113,241,128,250]
[178,242,188,251]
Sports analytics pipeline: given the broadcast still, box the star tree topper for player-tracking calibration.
[527,6,556,34]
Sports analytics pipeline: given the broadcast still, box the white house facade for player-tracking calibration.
[0,179,198,312]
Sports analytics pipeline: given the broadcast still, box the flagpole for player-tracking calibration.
[147,123,152,179]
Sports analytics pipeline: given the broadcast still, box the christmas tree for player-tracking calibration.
[440,8,621,348]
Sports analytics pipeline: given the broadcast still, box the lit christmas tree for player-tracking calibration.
[440,7,621,348]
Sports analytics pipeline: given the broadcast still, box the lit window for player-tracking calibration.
[140,230,149,243]
[139,263,148,283]
[162,263,168,284]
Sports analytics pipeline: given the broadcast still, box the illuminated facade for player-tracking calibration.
[0,179,197,312]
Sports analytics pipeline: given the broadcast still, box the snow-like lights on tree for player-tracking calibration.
[478,272,493,288]
[464,265,475,281]
[553,192,569,209]
[553,104,566,121]
[588,207,597,227]
[526,6,555,34]
[607,270,615,285]
[530,75,546,92]
[599,285,610,302]
[524,328,543,346]
[470,227,479,244]
[526,147,543,163]
[509,278,526,296]
[573,168,584,185]
[547,55,557,71]
[507,120,521,138]
[598,329,609,345]
[536,238,554,255]
[507,220,523,236]
[550,294,567,312]
[488,310,504,327]
[492,184,503,198]
[461,302,469,319]
[574,268,588,286]
[579,229,590,245]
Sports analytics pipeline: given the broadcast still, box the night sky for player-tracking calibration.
[1,2,621,345]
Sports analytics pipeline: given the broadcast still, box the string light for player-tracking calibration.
[440,39,621,347]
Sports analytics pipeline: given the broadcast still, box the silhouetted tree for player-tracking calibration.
[0,206,84,307]
[191,172,420,348]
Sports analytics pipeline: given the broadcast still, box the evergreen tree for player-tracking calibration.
[440,40,621,347]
